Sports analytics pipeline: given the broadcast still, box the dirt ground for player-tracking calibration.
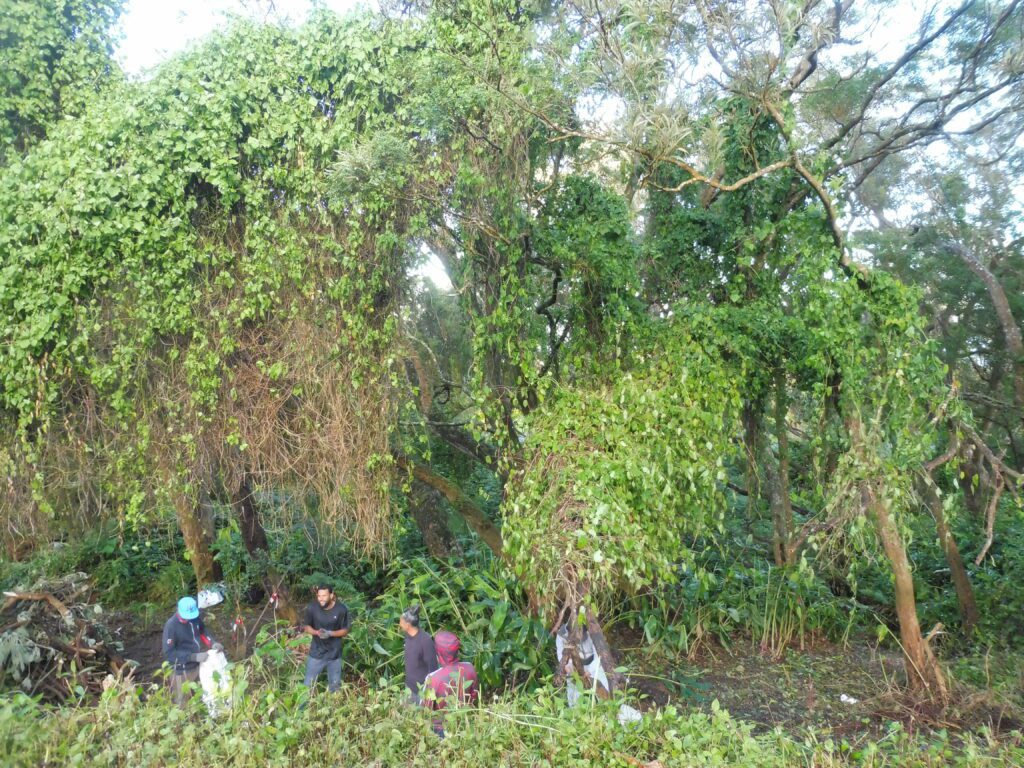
[638,639,902,731]
[612,624,1023,741]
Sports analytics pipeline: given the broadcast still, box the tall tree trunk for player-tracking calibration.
[754,401,793,566]
[742,401,762,524]
[961,447,990,520]
[820,371,843,479]
[868,483,949,700]
[230,475,298,624]
[773,368,795,565]
[764,457,788,567]
[232,475,269,554]
[919,476,979,634]
[409,481,457,559]
[396,456,504,559]
[198,491,223,581]
[176,499,218,587]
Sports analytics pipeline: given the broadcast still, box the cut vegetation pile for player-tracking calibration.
[0,573,132,703]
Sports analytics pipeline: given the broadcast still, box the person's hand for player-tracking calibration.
[318,628,330,640]
[212,642,224,653]
[191,652,209,663]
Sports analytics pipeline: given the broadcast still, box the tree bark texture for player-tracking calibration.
[232,475,269,555]
[409,481,457,559]
[176,499,218,587]
[919,476,979,633]
[754,406,793,567]
[868,483,949,700]
[773,369,795,565]
[952,242,1024,421]
[198,491,223,581]
[586,608,622,694]
[742,400,762,522]
[229,475,297,624]
[396,456,504,559]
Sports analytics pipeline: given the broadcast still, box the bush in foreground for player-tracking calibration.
[0,665,1020,767]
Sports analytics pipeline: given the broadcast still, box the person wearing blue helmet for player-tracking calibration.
[163,595,224,707]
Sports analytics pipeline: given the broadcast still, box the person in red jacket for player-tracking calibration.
[423,630,478,736]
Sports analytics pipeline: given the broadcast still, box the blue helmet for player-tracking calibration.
[177,596,199,620]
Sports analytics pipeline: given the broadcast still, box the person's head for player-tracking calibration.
[177,596,199,621]
[398,604,420,635]
[315,584,335,609]
[435,630,460,666]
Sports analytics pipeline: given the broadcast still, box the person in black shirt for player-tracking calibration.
[399,604,438,704]
[301,584,350,693]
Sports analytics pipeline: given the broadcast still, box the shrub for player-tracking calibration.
[345,555,552,691]
[0,670,1019,767]
[622,545,870,659]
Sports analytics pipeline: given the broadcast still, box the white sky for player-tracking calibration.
[116,0,374,75]
[116,0,941,75]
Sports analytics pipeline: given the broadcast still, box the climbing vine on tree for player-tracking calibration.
[0,13,441,572]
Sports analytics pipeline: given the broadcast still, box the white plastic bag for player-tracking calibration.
[555,623,609,707]
[198,649,231,717]
[197,586,225,609]
[617,703,643,726]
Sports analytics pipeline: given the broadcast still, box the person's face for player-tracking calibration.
[316,588,333,609]
[398,616,410,635]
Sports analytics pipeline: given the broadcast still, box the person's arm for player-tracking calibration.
[163,621,193,667]
[330,606,350,638]
[198,620,224,652]
[162,620,177,665]
[199,619,213,648]
[302,604,320,637]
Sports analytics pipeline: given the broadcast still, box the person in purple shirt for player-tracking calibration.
[399,604,437,704]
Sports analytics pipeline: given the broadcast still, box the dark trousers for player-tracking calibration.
[169,667,200,707]
[303,655,342,692]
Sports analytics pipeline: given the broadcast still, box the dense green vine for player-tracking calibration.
[0,12,436,553]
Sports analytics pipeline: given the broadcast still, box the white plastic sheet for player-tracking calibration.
[617,703,643,726]
[555,623,609,707]
[198,649,231,717]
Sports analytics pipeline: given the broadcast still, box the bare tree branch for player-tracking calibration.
[822,0,977,153]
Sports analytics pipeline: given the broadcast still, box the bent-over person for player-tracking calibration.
[423,630,478,737]
[163,596,223,707]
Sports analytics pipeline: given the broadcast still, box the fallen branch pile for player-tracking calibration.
[0,573,132,703]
